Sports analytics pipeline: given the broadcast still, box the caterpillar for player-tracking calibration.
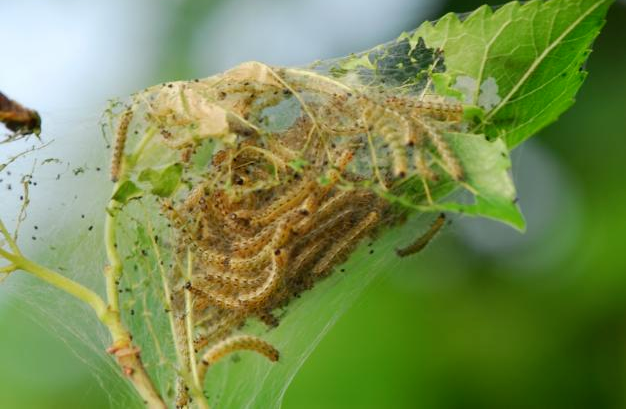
[192,248,287,310]
[312,211,380,275]
[396,213,446,257]
[196,334,279,382]
[110,108,133,182]
[232,179,317,227]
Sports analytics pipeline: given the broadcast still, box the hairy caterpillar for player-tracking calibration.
[110,108,133,182]
[196,334,280,382]
[191,249,286,310]
[312,211,380,274]
[396,213,446,257]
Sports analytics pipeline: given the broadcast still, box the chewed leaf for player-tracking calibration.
[112,180,143,204]
[384,133,524,230]
[325,36,445,92]
[138,163,183,197]
[412,0,611,147]
[440,133,524,230]
[338,53,375,71]
[431,72,465,100]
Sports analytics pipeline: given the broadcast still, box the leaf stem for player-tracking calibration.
[0,263,17,273]
[101,127,167,407]
[0,246,107,316]
[0,219,21,255]
[184,249,209,409]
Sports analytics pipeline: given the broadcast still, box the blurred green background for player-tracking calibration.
[0,0,624,408]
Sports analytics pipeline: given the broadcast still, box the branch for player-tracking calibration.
[0,219,21,255]
[101,127,167,407]
[0,123,167,408]
[0,246,107,316]
[0,220,166,408]
[0,263,17,273]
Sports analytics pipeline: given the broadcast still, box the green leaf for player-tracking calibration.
[386,133,525,230]
[354,0,611,229]
[112,180,143,204]
[411,0,611,148]
[339,53,375,71]
[319,0,609,230]
[438,133,525,230]
[287,158,309,173]
[137,168,160,185]
[138,163,183,197]
[431,72,465,100]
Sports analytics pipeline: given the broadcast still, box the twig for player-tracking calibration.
[0,218,166,408]
[0,219,21,255]
[0,121,167,407]
[13,162,36,242]
[0,263,17,273]
[184,249,209,408]
[101,128,166,407]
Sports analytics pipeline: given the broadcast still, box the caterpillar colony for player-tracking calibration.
[109,60,464,406]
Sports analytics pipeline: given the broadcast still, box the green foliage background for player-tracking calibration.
[0,0,624,408]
